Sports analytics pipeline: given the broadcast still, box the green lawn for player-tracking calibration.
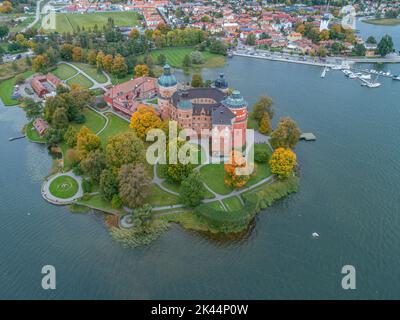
[25,122,46,143]
[72,62,107,83]
[144,184,180,207]
[0,70,35,106]
[49,175,79,199]
[55,12,140,33]
[206,200,225,211]
[74,108,106,134]
[98,113,130,146]
[110,73,133,85]
[363,18,400,26]
[67,73,94,89]
[222,196,243,211]
[77,194,124,214]
[52,64,77,80]
[199,163,233,195]
[140,47,225,69]
[10,16,35,33]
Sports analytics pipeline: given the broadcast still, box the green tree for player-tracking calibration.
[63,125,78,147]
[377,35,394,57]
[80,149,107,184]
[252,95,274,121]
[106,131,145,172]
[179,172,205,207]
[23,98,41,121]
[118,164,151,208]
[191,74,203,87]
[157,54,166,66]
[270,117,301,149]
[99,169,119,201]
[182,54,192,68]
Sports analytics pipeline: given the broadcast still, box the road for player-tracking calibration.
[22,0,43,32]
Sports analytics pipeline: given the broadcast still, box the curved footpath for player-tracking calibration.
[41,171,83,205]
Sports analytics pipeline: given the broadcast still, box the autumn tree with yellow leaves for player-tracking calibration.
[130,105,162,139]
[269,147,297,180]
[134,64,149,77]
[76,126,101,161]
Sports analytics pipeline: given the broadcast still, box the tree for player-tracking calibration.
[128,28,139,39]
[129,105,162,139]
[179,172,205,207]
[96,50,105,71]
[252,95,274,121]
[102,54,113,73]
[0,25,9,38]
[72,46,83,62]
[353,43,366,56]
[366,36,377,44]
[23,98,41,121]
[60,43,74,61]
[118,164,151,208]
[44,128,63,147]
[377,35,394,57]
[76,126,101,160]
[245,34,256,46]
[64,125,78,147]
[80,150,107,184]
[190,51,204,64]
[32,54,49,72]
[182,54,192,68]
[134,64,149,77]
[111,54,128,78]
[191,74,203,87]
[51,107,69,129]
[0,1,12,14]
[269,147,297,180]
[99,169,118,201]
[106,131,145,172]
[165,139,196,183]
[157,54,166,66]
[87,49,97,65]
[270,117,301,149]
[258,112,272,135]
[224,150,250,189]
[317,46,327,57]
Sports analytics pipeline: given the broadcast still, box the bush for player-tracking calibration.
[74,113,86,124]
[72,164,83,176]
[254,143,271,163]
[111,194,123,209]
[82,179,92,193]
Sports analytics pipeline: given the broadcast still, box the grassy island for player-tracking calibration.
[362,18,400,26]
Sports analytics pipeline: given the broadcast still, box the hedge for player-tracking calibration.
[194,176,300,233]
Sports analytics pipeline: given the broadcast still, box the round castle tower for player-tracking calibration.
[157,65,178,120]
[221,90,248,147]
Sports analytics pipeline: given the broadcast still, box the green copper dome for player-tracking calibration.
[158,64,177,87]
[221,90,247,109]
[178,100,193,110]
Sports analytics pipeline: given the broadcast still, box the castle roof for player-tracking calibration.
[158,64,177,88]
[221,90,247,109]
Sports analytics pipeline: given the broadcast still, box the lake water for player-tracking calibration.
[0,24,399,299]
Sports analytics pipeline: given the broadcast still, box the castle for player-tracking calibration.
[157,65,248,156]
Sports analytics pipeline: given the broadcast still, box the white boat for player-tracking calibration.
[342,69,351,76]
[332,65,342,70]
[349,73,357,79]
[312,232,320,238]
[393,75,400,81]
[362,81,381,88]
[321,66,328,78]
[359,74,372,80]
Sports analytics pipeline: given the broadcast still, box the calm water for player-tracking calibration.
[1,26,400,299]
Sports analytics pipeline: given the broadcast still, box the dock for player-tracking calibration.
[300,133,316,141]
[9,135,26,142]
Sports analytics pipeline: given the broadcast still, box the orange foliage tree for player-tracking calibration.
[224,150,250,189]
[130,105,162,139]
[134,64,149,77]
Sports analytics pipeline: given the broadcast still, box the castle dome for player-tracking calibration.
[221,90,247,109]
[158,64,177,87]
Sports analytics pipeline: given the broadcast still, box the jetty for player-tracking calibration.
[9,135,26,142]
[300,133,316,141]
